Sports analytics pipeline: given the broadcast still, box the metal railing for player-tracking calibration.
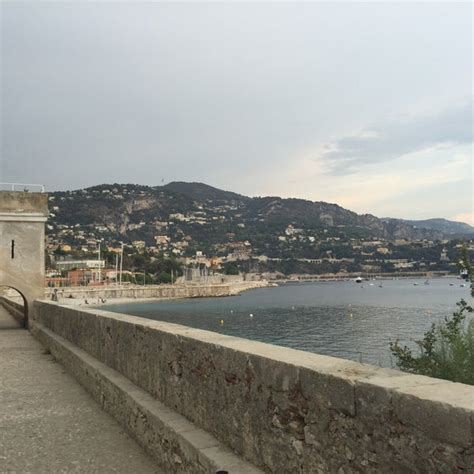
[0,182,45,192]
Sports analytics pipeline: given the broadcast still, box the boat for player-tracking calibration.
[355,277,362,283]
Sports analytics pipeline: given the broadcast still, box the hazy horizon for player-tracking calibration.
[1,2,472,223]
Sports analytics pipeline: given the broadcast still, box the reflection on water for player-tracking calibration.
[104,279,472,367]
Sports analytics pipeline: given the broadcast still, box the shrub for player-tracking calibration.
[390,299,474,385]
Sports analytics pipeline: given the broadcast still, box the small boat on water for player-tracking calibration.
[355,277,362,283]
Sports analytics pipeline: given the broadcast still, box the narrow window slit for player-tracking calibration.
[11,240,15,259]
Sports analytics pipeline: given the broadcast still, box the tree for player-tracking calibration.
[223,262,239,275]
[158,272,172,284]
[390,245,474,385]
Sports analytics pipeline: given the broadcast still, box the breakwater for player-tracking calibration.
[45,281,270,302]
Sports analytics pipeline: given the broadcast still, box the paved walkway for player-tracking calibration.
[0,307,160,473]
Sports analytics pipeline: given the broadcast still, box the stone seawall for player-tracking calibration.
[33,301,474,473]
[45,281,269,302]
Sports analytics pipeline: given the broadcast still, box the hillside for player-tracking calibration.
[47,182,472,246]
[383,218,474,237]
[46,182,472,276]
[161,182,249,204]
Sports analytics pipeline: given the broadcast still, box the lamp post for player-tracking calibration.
[119,242,124,286]
[115,253,118,286]
[97,241,101,284]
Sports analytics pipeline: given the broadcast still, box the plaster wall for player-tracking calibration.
[34,301,474,473]
[0,192,48,325]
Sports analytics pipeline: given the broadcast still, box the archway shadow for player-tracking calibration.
[0,287,28,329]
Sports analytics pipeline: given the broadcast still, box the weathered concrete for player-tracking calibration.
[35,301,474,473]
[0,191,48,326]
[0,323,161,473]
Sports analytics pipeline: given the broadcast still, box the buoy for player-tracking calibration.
[249,313,254,318]
[220,319,224,325]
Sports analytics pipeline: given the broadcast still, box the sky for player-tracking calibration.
[1,1,472,223]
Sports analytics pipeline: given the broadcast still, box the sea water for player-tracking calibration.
[104,278,472,367]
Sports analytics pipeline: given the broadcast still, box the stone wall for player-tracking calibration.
[0,296,24,325]
[34,301,474,473]
[44,281,269,302]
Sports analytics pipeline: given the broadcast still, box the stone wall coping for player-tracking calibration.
[38,301,474,414]
[0,191,48,215]
[0,213,48,222]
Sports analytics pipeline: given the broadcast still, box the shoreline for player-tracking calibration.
[275,275,462,283]
[50,275,469,309]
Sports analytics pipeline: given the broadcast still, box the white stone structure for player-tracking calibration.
[0,191,48,326]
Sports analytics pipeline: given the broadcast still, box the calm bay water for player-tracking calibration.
[105,279,472,368]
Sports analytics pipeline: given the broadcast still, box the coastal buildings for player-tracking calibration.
[44,184,472,282]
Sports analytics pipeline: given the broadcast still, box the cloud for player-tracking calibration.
[1,1,471,224]
[269,140,472,223]
[452,212,474,226]
[317,98,473,174]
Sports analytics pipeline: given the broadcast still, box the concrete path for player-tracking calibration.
[0,307,161,473]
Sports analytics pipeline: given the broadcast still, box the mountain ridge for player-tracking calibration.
[382,217,473,236]
[158,181,472,235]
[47,182,473,246]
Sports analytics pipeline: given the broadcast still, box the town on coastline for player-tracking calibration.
[44,183,473,290]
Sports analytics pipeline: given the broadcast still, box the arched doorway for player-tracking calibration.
[0,286,28,329]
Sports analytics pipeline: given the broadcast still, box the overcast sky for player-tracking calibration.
[1,1,472,223]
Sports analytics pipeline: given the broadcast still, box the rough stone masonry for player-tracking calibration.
[34,302,474,473]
